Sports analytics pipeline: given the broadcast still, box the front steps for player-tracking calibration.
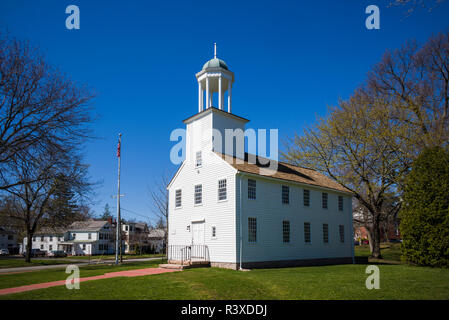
[159,261,210,270]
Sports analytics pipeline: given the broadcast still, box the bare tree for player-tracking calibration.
[148,174,171,254]
[3,152,92,262]
[0,32,94,191]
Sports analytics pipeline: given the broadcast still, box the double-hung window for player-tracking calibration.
[322,192,328,209]
[304,222,311,243]
[339,225,345,243]
[248,218,257,243]
[282,185,289,204]
[338,196,344,211]
[248,179,256,199]
[218,179,227,201]
[175,189,182,208]
[303,189,310,207]
[195,151,202,168]
[194,184,202,205]
[283,221,290,243]
[323,223,329,244]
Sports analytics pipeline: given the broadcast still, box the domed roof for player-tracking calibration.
[202,58,228,70]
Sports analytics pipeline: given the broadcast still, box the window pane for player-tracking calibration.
[338,196,343,211]
[283,221,290,243]
[304,222,311,243]
[248,218,257,242]
[339,225,345,243]
[323,223,329,243]
[248,179,256,199]
[322,193,328,209]
[175,189,182,207]
[282,185,289,204]
[218,179,227,201]
[195,151,202,167]
[303,189,310,207]
[194,184,202,204]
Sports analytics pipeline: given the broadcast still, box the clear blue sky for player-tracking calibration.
[1,0,448,224]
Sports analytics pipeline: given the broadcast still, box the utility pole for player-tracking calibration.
[115,133,122,265]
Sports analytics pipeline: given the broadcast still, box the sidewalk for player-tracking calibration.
[0,267,180,296]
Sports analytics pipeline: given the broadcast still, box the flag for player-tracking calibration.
[117,139,121,158]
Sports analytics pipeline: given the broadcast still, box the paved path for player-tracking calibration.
[0,257,163,274]
[0,267,179,296]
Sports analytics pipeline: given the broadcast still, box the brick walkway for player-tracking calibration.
[0,267,180,296]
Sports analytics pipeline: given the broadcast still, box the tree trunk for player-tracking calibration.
[371,213,382,259]
[25,231,33,263]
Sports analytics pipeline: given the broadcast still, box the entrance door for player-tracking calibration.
[191,222,205,245]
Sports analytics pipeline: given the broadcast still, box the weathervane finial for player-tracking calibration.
[214,43,217,59]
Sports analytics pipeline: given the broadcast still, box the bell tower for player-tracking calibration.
[195,43,234,113]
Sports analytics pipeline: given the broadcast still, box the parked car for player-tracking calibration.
[0,248,9,255]
[22,249,46,257]
[47,250,67,258]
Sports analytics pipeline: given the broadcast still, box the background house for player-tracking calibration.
[0,226,19,254]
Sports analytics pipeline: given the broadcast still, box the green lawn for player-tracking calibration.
[1,244,448,300]
[64,253,165,260]
[0,258,72,269]
[1,263,448,300]
[0,259,165,290]
[354,243,402,263]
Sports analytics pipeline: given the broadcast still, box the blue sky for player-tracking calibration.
[1,0,448,224]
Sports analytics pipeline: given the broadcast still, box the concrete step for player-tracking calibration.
[159,262,210,270]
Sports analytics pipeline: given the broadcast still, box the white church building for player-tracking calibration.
[167,47,354,269]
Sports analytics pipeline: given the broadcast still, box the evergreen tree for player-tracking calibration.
[400,147,449,267]
[101,203,112,220]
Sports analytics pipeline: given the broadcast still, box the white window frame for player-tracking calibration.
[303,189,310,207]
[338,195,344,211]
[218,179,227,201]
[194,184,203,205]
[304,222,311,244]
[323,223,329,244]
[282,220,290,243]
[339,225,345,243]
[175,189,182,208]
[195,151,202,168]
[282,185,289,204]
[248,217,257,243]
[248,179,256,200]
[322,192,328,209]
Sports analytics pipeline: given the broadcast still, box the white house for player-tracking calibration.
[23,220,115,256]
[122,221,150,253]
[167,49,354,269]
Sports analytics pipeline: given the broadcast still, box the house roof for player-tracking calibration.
[216,152,352,194]
[148,229,165,238]
[68,220,109,232]
[182,107,249,124]
[34,227,66,236]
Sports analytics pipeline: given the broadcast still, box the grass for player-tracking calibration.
[64,253,165,260]
[2,244,448,300]
[354,242,403,263]
[0,259,165,290]
[1,263,448,300]
[0,258,72,269]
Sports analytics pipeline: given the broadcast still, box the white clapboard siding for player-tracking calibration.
[238,174,353,262]
[168,151,238,263]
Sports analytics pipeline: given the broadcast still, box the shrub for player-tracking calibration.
[400,147,449,267]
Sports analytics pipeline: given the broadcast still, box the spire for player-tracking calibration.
[214,43,217,59]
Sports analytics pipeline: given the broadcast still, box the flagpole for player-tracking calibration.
[115,133,122,265]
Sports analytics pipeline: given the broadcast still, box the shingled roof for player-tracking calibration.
[216,152,352,194]
[68,220,109,232]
